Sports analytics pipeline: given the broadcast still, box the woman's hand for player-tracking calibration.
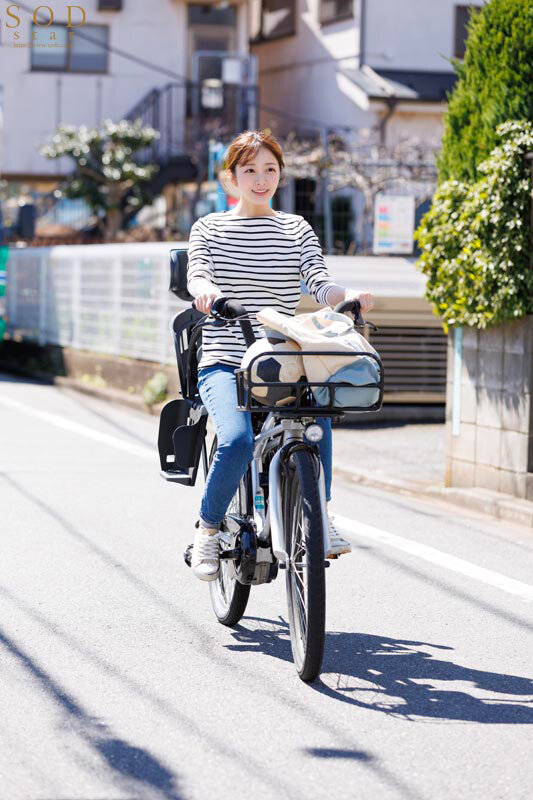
[344,288,374,314]
[194,292,222,315]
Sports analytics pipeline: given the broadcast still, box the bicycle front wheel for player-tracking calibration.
[208,438,251,626]
[283,447,326,682]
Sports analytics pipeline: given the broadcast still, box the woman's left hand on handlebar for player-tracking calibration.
[344,289,374,314]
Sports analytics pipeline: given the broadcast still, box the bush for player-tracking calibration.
[416,121,533,330]
[439,0,533,182]
[143,372,168,407]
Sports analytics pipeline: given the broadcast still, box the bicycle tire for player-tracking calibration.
[208,438,251,626]
[283,447,326,682]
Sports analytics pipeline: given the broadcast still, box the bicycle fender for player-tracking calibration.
[268,448,287,563]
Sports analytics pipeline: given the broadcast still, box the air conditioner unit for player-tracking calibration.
[98,0,123,10]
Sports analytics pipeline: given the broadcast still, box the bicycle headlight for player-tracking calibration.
[305,423,323,443]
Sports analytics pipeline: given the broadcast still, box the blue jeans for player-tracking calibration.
[197,364,332,527]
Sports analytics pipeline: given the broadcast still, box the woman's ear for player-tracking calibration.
[219,168,241,199]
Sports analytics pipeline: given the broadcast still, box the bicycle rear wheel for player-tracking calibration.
[283,447,326,682]
[208,438,251,626]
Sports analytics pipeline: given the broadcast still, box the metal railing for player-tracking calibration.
[126,81,259,166]
[4,243,187,363]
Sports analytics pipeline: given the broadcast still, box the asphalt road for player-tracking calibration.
[1,373,532,800]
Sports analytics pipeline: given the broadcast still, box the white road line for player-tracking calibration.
[0,394,155,461]
[3,393,532,601]
[335,514,533,602]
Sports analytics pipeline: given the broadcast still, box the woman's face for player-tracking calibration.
[230,146,280,205]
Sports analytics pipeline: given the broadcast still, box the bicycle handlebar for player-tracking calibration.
[192,295,376,348]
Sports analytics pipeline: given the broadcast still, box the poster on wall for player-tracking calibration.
[373,194,415,255]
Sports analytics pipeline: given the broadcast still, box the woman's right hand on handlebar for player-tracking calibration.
[194,292,222,315]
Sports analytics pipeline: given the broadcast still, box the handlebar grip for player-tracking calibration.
[209,297,256,349]
[212,297,248,319]
[334,299,362,316]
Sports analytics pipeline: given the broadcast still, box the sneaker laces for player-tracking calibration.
[195,532,219,560]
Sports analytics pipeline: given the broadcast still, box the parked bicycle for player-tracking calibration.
[158,250,384,681]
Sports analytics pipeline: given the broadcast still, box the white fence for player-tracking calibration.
[4,243,189,365]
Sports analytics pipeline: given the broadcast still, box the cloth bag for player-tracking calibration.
[256,308,381,408]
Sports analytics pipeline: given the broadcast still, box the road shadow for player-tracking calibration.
[229,620,533,723]
[0,627,184,799]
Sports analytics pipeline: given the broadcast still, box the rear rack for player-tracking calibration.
[235,349,384,415]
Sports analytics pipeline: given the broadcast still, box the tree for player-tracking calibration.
[439,0,533,182]
[41,119,160,241]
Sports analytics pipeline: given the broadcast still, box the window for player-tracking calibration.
[31,24,109,73]
[320,0,353,26]
[454,5,480,59]
[253,0,296,43]
[188,4,237,27]
[98,0,122,9]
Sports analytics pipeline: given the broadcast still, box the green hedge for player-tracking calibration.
[439,0,533,182]
[416,121,533,330]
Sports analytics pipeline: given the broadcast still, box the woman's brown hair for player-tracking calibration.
[224,130,285,175]
[219,130,285,198]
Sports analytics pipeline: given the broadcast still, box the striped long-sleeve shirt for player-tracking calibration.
[187,210,337,369]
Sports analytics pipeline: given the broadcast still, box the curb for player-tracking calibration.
[0,364,166,416]
[332,465,533,530]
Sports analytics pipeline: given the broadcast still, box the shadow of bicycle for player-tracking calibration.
[227,619,533,723]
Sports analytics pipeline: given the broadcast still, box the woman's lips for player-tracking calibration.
[252,189,268,195]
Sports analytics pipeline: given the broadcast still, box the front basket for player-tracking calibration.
[235,349,384,415]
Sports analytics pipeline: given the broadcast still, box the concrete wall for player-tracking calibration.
[252,0,367,132]
[446,318,533,501]
[364,0,483,71]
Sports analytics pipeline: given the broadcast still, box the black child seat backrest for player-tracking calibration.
[168,249,204,400]
[158,249,208,486]
[169,249,193,302]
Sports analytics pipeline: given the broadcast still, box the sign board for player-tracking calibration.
[373,194,415,255]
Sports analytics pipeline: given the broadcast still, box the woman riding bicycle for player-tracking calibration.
[187,129,374,581]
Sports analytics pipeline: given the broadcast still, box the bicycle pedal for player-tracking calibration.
[183,543,193,568]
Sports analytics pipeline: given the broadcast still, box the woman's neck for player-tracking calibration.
[229,197,277,217]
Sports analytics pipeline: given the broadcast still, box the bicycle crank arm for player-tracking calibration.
[219,548,240,560]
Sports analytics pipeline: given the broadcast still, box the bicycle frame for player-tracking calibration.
[249,413,331,565]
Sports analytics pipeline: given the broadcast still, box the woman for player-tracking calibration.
[187,130,373,581]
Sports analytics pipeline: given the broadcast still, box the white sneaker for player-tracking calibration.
[326,512,352,557]
[191,527,220,581]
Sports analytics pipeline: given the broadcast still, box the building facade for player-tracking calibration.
[0,0,252,190]
[251,0,482,144]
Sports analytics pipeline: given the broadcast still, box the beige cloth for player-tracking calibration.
[256,308,378,383]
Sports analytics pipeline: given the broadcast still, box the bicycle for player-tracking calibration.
[158,252,384,681]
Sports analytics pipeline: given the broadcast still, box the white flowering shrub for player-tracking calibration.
[41,119,160,241]
[416,121,533,330]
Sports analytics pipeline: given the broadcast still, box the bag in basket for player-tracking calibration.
[256,308,381,408]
